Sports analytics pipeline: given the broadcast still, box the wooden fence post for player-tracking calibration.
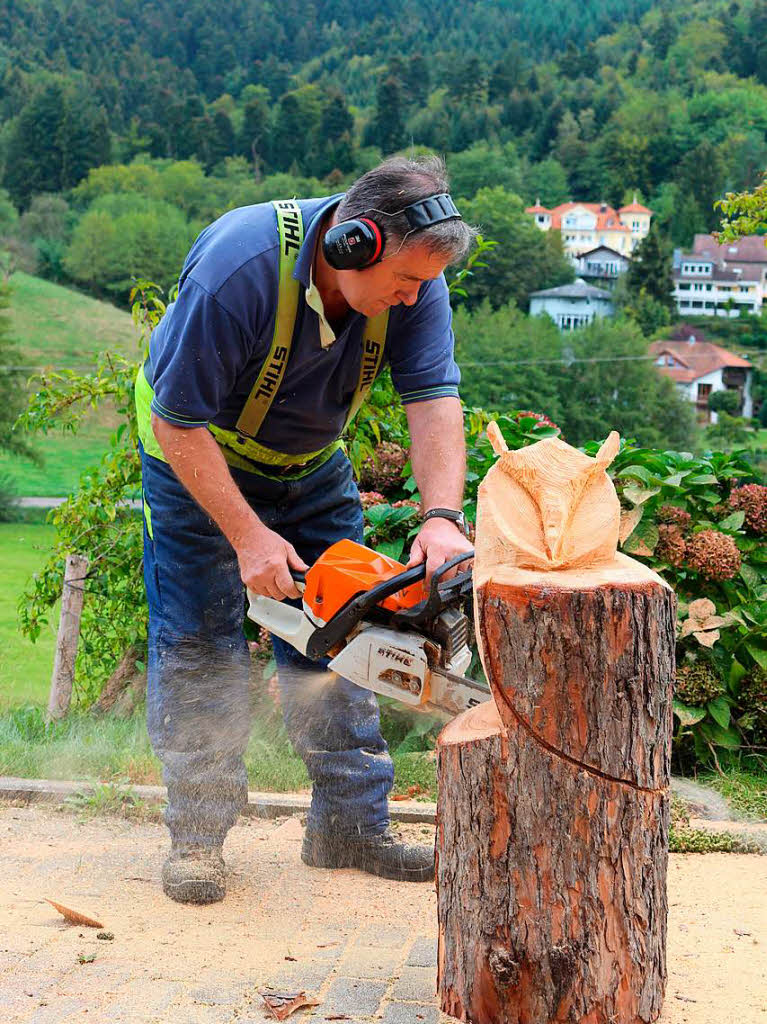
[47,553,89,721]
[436,427,675,1024]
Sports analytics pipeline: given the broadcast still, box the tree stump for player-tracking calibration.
[436,427,675,1024]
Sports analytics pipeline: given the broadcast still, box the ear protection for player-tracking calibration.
[322,193,462,271]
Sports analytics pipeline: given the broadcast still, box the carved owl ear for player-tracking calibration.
[595,431,620,468]
[487,421,508,455]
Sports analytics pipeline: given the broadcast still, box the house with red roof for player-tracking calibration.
[650,326,753,424]
[525,196,652,257]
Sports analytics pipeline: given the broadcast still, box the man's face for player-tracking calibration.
[337,241,448,316]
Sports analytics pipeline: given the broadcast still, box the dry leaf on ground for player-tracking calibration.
[45,899,104,928]
[259,989,320,1020]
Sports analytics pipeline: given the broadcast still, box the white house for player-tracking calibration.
[529,278,614,330]
[672,250,762,317]
[649,328,753,424]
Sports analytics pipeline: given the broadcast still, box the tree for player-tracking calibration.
[446,143,522,200]
[3,82,66,206]
[708,389,741,415]
[63,196,193,299]
[454,304,696,450]
[625,224,676,314]
[366,77,408,155]
[459,187,574,310]
[0,280,35,460]
[238,87,271,174]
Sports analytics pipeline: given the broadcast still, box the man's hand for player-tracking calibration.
[407,516,474,582]
[236,524,309,600]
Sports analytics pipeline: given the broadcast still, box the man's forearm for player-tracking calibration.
[405,397,466,510]
[151,414,263,548]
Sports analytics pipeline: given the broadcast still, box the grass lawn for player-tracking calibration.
[3,272,138,496]
[0,702,440,799]
[0,522,58,709]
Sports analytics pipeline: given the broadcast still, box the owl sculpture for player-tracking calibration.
[474,423,621,575]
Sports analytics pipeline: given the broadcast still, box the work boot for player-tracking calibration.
[162,843,226,904]
[301,828,434,882]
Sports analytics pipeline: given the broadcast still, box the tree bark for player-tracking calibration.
[93,644,146,716]
[436,569,675,1024]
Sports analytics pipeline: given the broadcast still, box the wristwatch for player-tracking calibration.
[422,507,469,536]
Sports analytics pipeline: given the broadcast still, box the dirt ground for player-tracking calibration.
[0,803,765,1023]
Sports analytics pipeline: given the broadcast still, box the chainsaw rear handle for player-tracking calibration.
[303,549,474,661]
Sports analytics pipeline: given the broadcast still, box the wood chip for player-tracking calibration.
[45,899,104,929]
[260,990,320,1020]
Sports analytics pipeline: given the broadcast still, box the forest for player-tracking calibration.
[2,0,767,450]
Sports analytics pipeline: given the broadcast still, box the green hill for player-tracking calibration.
[0,272,138,496]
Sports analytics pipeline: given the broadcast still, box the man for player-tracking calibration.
[135,155,476,904]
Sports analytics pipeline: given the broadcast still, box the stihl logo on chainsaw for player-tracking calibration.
[376,647,413,667]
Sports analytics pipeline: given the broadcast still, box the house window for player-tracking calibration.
[697,383,712,403]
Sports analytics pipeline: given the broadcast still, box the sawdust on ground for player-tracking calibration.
[0,803,764,1023]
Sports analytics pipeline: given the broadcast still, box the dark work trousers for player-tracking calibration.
[140,444,394,848]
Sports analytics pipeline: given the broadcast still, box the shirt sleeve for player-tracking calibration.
[149,277,254,428]
[387,274,461,405]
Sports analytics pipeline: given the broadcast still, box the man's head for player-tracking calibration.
[324,155,477,316]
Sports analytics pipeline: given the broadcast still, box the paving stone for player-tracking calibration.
[338,945,402,979]
[104,979,185,1016]
[24,996,89,1023]
[379,1001,440,1024]
[321,976,387,1017]
[353,926,410,949]
[189,981,249,1006]
[390,966,436,1003]
[265,958,335,991]
[406,936,438,969]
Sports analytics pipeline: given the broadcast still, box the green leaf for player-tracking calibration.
[622,485,660,506]
[707,696,731,730]
[728,659,748,697]
[617,465,654,485]
[717,511,745,531]
[739,564,761,592]
[700,720,741,750]
[686,474,719,485]
[746,644,767,670]
[375,538,405,561]
[673,700,707,726]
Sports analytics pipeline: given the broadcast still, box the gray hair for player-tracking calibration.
[336,155,477,265]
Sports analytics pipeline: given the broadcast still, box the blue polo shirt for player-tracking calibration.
[145,195,460,457]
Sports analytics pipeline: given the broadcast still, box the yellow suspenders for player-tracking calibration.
[138,199,389,479]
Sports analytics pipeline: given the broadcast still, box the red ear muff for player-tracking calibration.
[358,218,384,265]
[322,218,386,270]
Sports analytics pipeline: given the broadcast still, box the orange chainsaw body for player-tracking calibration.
[302,539,427,623]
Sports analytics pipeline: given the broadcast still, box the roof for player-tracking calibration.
[673,265,753,283]
[576,245,629,260]
[693,233,767,264]
[524,201,636,232]
[649,336,752,383]
[618,201,652,215]
[530,278,613,300]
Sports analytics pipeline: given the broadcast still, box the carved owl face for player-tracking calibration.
[476,428,621,572]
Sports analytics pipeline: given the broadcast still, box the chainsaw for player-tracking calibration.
[246,539,490,716]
